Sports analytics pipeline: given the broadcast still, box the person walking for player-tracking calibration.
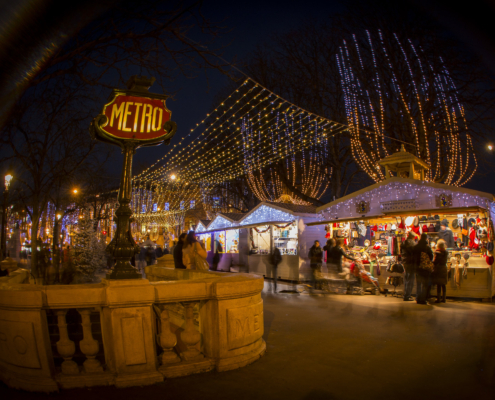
[308,240,323,291]
[401,231,416,301]
[212,240,223,271]
[270,247,282,293]
[413,233,434,305]
[323,238,336,277]
[432,239,449,303]
[173,234,187,269]
[182,231,208,270]
[138,244,147,272]
[155,243,163,259]
[327,239,356,273]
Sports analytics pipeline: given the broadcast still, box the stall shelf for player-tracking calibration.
[312,147,495,299]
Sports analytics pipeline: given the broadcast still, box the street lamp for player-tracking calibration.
[1,173,13,259]
[488,144,493,151]
[73,188,78,194]
[170,174,176,180]
[5,174,13,189]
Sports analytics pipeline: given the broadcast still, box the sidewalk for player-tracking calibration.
[1,282,494,400]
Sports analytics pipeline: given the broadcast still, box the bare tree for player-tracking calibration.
[1,85,108,277]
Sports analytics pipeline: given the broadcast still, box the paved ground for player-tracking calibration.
[2,282,495,400]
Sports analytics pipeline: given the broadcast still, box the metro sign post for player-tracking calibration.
[90,76,177,279]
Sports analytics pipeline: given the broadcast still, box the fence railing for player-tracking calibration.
[0,266,265,392]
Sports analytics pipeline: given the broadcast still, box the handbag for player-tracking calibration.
[193,243,210,271]
[462,228,468,236]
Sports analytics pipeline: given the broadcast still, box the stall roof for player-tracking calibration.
[201,212,245,233]
[264,202,317,215]
[316,177,494,213]
[220,213,245,222]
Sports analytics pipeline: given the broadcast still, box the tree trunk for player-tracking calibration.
[30,216,40,278]
[52,217,60,283]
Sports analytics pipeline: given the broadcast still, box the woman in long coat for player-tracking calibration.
[432,239,449,303]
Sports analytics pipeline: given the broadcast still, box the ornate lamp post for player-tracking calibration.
[90,76,176,279]
[1,173,13,259]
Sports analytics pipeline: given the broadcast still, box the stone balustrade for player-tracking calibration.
[0,266,265,392]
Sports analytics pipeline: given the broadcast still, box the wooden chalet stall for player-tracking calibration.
[197,213,244,271]
[237,202,323,281]
[311,147,495,299]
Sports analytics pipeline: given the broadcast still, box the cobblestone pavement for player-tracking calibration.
[2,281,495,400]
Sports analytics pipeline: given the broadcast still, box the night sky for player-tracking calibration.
[102,0,495,194]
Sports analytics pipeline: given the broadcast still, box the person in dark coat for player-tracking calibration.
[432,239,449,303]
[269,247,282,293]
[212,240,223,271]
[327,239,355,273]
[323,238,336,276]
[401,231,416,301]
[438,219,455,248]
[308,240,323,291]
[413,233,434,305]
[155,244,163,259]
[173,233,187,269]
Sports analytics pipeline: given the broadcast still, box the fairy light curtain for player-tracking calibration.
[336,30,477,186]
[133,78,347,210]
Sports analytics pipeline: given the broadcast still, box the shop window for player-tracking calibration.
[251,226,271,255]
[273,222,298,255]
[226,230,239,253]
[198,233,211,251]
[214,231,226,253]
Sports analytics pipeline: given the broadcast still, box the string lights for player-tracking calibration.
[336,30,477,186]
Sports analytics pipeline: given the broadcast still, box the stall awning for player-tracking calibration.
[201,226,240,234]
[383,206,487,217]
[306,214,386,226]
[239,221,295,230]
[201,220,296,233]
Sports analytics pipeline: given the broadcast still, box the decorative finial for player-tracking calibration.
[126,75,156,92]
[400,144,406,152]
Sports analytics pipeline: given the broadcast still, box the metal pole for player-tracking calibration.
[106,141,141,279]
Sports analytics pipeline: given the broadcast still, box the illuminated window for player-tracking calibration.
[213,197,220,208]
[180,201,185,210]
[141,205,146,213]
[165,203,169,211]
[190,200,195,209]
[152,203,157,212]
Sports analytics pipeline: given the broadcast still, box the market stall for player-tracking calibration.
[311,147,495,299]
[197,213,244,271]
[237,202,322,281]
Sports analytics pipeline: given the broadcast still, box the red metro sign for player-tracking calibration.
[91,76,177,148]
[101,95,171,140]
